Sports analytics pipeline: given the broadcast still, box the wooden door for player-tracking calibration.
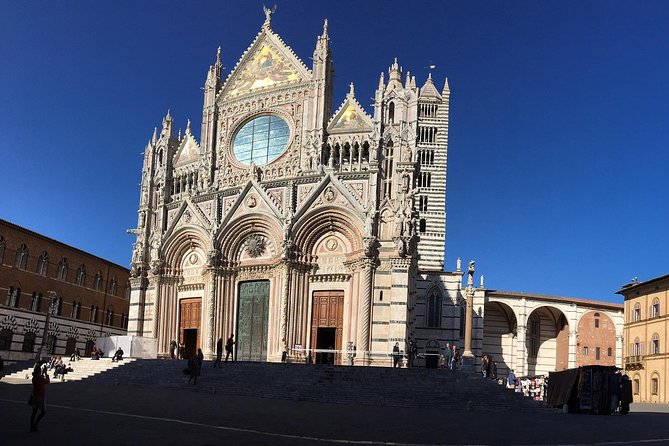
[310,290,344,364]
[179,297,201,359]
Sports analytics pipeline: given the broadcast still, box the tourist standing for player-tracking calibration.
[392,342,401,368]
[214,338,223,368]
[30,364,50,432]
[408,340,417,368]
[225,334,235,362]
[608,370,622,414]
[187,355,198,384]
[178,342,185,360]
[197,348,204,374]
[444,343,452,369]
[169,340,177,359]
[481,355,489,378]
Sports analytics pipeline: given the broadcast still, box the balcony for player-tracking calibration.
[624,355,644,370]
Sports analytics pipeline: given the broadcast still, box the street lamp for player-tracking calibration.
[36,291,58,361]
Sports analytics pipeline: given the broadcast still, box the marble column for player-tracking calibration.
[357,259,374,365]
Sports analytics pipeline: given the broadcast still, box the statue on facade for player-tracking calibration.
[456,257,462,272]
[364,210,376,236]
[206,248,220,267]
[132,241,143,264]
[149,233,161,262]
[468,260,475,287]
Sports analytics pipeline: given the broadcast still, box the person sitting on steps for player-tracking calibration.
[111,347,124,362]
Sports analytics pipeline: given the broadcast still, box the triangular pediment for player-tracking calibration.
[165,197,212,239]
[327,96,373,133]
[220,30,311,100]
[294,174,366,221]
[173,132,201,166]
[220,180,283,229]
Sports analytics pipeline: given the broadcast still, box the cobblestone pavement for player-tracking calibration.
[1,380,668,446]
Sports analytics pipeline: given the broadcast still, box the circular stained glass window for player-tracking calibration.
[232,115,290,165]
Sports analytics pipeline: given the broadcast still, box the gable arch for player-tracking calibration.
[292,208,363,257]
[218,213,282,263]
[162,226,210,271]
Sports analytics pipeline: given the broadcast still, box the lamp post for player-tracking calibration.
[36,291,58,361]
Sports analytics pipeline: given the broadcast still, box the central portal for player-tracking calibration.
[237,280,270,361]
[179,297,201,360]
[311,290,344,365]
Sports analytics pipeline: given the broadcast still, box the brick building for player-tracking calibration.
[0,219,130,362]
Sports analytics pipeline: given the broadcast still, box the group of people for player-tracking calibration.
[442,343,461,370]
[182,334,236,384]
[169,340,186,360]
[90,347,104,360]
[45,357,73,379]
[480,354,498,379]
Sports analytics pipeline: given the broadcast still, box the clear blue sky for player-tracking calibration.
[1,1,667,303]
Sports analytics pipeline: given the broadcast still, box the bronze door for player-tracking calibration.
[237,281,270,361]
[179,297,201,359]
[310,290,344,364]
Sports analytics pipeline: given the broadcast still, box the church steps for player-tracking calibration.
[1,358,137,383]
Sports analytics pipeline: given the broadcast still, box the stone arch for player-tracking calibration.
[483,300,518,377]
[292,208,363,258]
[525,305,569,376]
[218,213,282,263]
[162,226,210,272]
[576,310,616,366]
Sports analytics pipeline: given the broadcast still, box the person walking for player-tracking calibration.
[444,343,452,369]
[225,334,235,362]
[178,342,185,360]
[392,342,401,368]
[214,338,223,368]
[187,355,198,385]
[481,354,489,378]
[30,364,50,432]
[169,340,177,360]
[197,348,204,375]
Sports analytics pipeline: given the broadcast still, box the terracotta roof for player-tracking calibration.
[486,289,623,310]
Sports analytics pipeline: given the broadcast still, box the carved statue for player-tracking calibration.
[364,211,376,235]
[149,233,161,262]
[132,241,143,264]
[468,260,475,275]
[456,257,462,272]
[467,260,475,287]
[206,248,220,267]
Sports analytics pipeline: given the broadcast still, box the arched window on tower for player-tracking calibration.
[94,271,103,291]
[109,276,117,296]
[57,258,68,281]
[426,289,442,328]
[419,218,426,233]
[14,243,29,269]
[388,102,395,124]
[36,251,49,276]
[651,334,660,355]
[30,292,41,312]
[651,298,660,318]
[76,265,86,287]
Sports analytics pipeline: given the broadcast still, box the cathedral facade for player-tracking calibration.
[128,12,464,364]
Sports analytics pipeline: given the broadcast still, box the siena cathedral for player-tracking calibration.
[128,12,470,365]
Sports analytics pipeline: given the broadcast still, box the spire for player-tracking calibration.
[322,18,328,38]
[178,128,182,141]
[216,46,221,67]
[389,57,402,82]
[186,119,192,135]
[378,71,385,89]
[405,70,411,89]
[442,77,450,94]
[348,82,355,97]
[152,127,158,144]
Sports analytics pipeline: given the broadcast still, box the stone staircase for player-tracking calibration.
[2,358,551,412]
[81,360,549,412]
[1,358,136,384]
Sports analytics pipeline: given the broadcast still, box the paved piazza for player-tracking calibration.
[1,379,668,445]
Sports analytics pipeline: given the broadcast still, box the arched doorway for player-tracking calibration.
[525,306,569,376]
[483,301,517,376]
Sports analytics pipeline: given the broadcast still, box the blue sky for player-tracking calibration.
[1,1,667,303]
